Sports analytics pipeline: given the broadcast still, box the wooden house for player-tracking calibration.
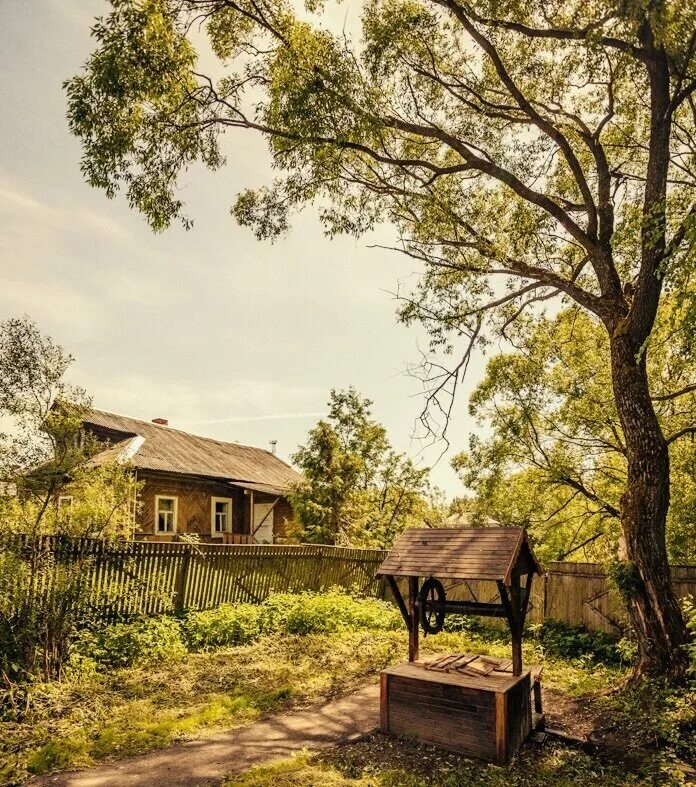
[81,408,302,543]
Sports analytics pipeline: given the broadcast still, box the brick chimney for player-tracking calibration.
[152,418,168,426]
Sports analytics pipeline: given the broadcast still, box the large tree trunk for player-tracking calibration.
[610,334,689,678]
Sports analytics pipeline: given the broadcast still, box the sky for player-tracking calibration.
[0,0,488,497]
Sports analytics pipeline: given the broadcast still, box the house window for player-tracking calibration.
[211,497,233,536]
[155,496,177,533]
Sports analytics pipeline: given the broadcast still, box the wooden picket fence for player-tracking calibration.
[0,536,386,620]
[3,537,694,634]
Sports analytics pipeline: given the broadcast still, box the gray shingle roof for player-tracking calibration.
[375,527,541,584]
[83,408,302,490]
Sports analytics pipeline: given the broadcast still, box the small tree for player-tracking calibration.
[290,388,437,547]
[0,317,137,538]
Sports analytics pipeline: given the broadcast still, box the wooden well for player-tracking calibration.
[381,656,532,764]
[376,527,542,764]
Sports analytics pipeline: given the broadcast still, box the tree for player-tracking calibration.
[0,317,138,539]
[66,0,696,675]
[454,301,696,566]
[290,388,437,547]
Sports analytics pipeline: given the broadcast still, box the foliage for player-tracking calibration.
[72,617,187,671]
[259,589,403,635]
[182,603,265,650]
[0,317,139,539]
[185,588,404,651]
[684,596,696,673]
[529,620,624,666]
[453,303,696,564]
[0,545,97,690]
[290,389,439,547]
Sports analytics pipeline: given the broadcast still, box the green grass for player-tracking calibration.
[224,733,687,787]
[0,623,625,786]
[1,631,401,785]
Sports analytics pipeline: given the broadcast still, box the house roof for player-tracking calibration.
[83,407,302,491]
[375,527,541,585]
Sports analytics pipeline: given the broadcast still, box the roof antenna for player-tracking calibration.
[269,439,277,456]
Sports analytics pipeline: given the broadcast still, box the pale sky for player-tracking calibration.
[0,1,487,497]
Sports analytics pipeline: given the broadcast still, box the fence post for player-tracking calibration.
[175,545,191,614]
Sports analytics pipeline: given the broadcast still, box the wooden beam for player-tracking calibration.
[386,575,411,630]
[509,575,523,676]
[408,576,419,662]
[497,580,523,676]
[519,571,534,626]
[380,672,389,732]
[495,691,507,765]
[423,599,507,618]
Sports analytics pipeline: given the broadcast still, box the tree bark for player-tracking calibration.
[610,333,689,678]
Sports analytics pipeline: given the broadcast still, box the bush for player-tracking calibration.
[182,589,403,651]
[530,619,623,664]
[67,589,403,667]
[182,603,265,650]
[260,589,403,636]
[73,617,186,670]
[683,595,696,674]
[0,545,97,689]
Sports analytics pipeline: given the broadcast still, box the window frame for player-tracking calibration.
[155,495,178,534]
[210,496,233,537]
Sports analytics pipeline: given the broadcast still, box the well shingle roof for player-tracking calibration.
[83,408,302,490]
[375,527,541,584]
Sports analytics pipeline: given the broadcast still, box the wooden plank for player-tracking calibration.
[380,672,389,732]
[495,692,507,764]
[408,576,419,662]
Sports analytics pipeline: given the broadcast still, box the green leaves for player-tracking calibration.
[290,388,436,547]
[65,0,220,231]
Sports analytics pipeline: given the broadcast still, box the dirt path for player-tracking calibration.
[30,683,380,787]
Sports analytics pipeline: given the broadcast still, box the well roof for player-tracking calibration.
[376,527,541,585]
[83,407,302,491]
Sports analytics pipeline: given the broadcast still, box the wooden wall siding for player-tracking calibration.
[138,474,252,539]
[274,498,294,538]
[2,537,386,620]
[138,476,295,542]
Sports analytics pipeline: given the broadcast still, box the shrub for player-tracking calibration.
[182,589,403,651]
[683,595,696,674]
[0,544,97,689]
[182,603,265,650]
[73,617,186,670]
[259,589,403,636]
[529,619,623,664]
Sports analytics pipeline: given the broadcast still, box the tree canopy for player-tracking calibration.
[290,388,438,547]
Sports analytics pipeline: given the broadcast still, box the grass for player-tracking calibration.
[224,731,687,787]
[0,623,624,786]
[0,631,401,785]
